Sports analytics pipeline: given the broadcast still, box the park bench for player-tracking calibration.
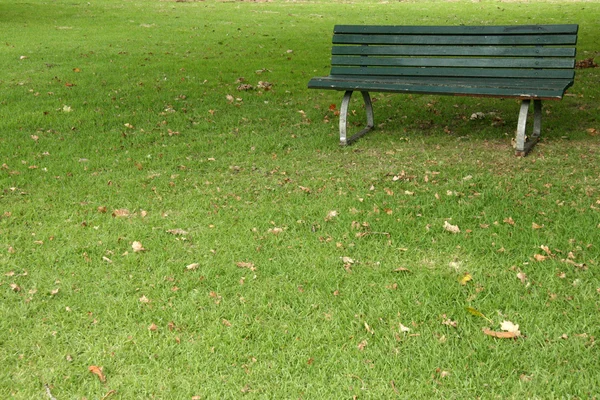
[308,24,578,156]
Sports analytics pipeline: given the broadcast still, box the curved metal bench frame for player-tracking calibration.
[339,90,374,146]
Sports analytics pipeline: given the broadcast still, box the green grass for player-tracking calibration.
[1,0,599,398]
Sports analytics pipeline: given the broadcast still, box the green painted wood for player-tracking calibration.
[309,24,577,100]
[311,76,573,91]
[307,77,567,99]
[333,34,578,46]
[333,24,579,35]
[331,56,575,69]
[331,45,576,58]
[329,66,575,80]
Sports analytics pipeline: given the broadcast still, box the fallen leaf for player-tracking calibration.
[503,217,515,226]
[268,227,284,235]
[139,295,150,304]
[88,365,106,382]
[341,256,355,264]
[10,283,21,292]
[517,272,528,284]
[459,273,473,285]
[482,328,520,339]
[364,322,374,335]
[325,210,338,221]
[442,316,457,328]
[532,222,544,230]
[185,263,200,271]
[357,339,368,351]
[112,209,130,218]
[399,323,411,333]
[236,261,256,271]
[132,241,146,252]
[534,254,547,262]
[167,228,188,235]
[222,319,232,327]
[148,323,158,331]
[443,220,460,234]
[393,267,411,273]
[465,306,493,323]
[500,320,521,335]
[540,245,553,256]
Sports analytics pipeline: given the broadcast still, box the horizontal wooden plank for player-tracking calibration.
[313,75,573,92]
[332,45,576,58]
[334,24,579,36]
[329,66,575,80]
[333,33,578,46]
[307,77,571,99]
[331,56,575,69]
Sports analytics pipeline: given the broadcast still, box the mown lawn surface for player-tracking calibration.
[1,0,599,398]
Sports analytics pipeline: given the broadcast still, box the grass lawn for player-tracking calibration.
[1,0,599,398]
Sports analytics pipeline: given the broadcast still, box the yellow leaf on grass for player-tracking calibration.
[465,306,493,323]
[459,273,473,285]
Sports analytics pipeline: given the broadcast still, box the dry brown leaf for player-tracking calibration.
[167,228,188,235]
[325,210,338,221]
[482,328,520,339]
[148,323,158,331]
[132,241,146,252]
[532,222,544,230]
[139,295,150,304]
[503,217,515,225]
[534,254,547,262]
[236,261,256,271]
[357,339,368,351]
[185,263,200,271]
[443,220,460,234]
[394,267,411,273]
[517,272,528,284]
[500,320,521,335]
[88,365,106,382]
[112,209,130,218]
[540,245,553,256]
[222,319,232,327]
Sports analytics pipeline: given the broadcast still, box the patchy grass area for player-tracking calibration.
[1,0,599,398]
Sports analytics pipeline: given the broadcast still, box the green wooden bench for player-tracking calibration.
[308,24,578,155]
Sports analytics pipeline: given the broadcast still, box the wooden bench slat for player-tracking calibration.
[333,34,578,46]
[333,24,579,35]
[309,76,573,93]
[332,45,576,58]
[329,66,575,80]
[308,77,567,99]
[331,55,575,69]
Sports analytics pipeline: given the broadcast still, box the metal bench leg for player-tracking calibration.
[515,99,542,157]
[339,90,374,146]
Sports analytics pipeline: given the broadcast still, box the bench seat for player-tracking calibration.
[308,24,578,155]
[308,76,573,99]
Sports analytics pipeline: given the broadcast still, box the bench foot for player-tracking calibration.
[339,90,374,145]
[515,99,542,156]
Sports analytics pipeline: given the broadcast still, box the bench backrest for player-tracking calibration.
[330,25,578,80]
